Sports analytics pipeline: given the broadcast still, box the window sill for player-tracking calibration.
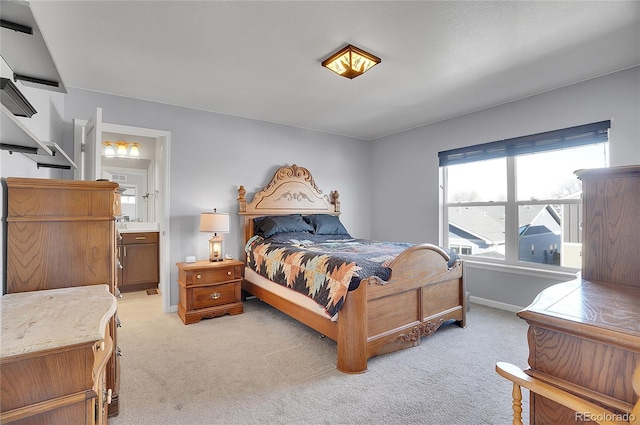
[462,259,578,281]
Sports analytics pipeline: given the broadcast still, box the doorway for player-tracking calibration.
[73,112,172,314]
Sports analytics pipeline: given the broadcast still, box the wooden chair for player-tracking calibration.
[495,362,640,425]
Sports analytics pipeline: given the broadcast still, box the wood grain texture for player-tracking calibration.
[577,166,640,287]
[514,166,640,424]
[7,221,115,292]
[5,177,121,418]
[238,164,466,373]
[0,290,114,425]
[118,232,159,291]
[177,260,244,325]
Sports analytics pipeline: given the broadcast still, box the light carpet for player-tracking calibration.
[109,292,530,425]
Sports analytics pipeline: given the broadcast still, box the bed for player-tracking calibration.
[238,164,466,373]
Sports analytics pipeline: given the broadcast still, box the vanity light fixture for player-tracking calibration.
[199,209,230,262]
[321,44,381,79]
[102,140,141,159]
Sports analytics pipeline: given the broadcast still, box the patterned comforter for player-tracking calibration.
[245,232,416,317]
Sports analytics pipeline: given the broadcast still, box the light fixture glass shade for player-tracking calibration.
[129,143,141,157]
[116,141,128,156]
[102,142,116,158]
[322,44,381,79]
[199,210,230,262]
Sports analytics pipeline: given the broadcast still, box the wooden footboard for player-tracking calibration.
[243,244,465,374]
[336,243,465,373]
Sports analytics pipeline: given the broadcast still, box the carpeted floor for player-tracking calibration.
[109,292,530,425]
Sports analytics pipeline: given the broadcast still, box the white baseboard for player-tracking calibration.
[469,295,524,313]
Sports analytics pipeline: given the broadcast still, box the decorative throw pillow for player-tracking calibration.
[256,214,314,238]
[304,214,351,236]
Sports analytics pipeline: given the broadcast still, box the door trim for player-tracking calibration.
[73,119,172,314]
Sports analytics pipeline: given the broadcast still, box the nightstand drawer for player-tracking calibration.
[192,282,238,310]
[187,266,239,285]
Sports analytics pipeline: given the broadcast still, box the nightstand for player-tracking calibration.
[176,259,244,325]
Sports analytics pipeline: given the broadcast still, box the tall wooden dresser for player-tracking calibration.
[518,165,640,424]
[4,177,123,417]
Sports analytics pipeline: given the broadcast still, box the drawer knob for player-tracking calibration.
[106,388,112,404]
[196,274,202,279]
[210,292,221,300]
[227,271,232,276]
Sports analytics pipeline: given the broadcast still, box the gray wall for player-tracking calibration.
[370,66,640,309]
[60,89,372,306]
[3,67,638,310]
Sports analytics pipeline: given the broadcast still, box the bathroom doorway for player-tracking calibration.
[73,110,171,313]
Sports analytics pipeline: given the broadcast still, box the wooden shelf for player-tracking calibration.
[1,104,76,170]
[0,1,66,93]
[23,141,77,170]
[0,103,52,155]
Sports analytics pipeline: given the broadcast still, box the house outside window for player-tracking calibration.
[440,121,610,271]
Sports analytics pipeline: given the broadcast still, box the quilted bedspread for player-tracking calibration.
[245,232,415,317]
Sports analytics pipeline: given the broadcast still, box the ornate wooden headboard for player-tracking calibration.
[237,164,340,245]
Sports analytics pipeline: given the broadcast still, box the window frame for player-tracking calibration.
[443,157,585,272]
[440,122,610,273]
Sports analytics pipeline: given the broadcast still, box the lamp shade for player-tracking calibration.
[199,211,229,233]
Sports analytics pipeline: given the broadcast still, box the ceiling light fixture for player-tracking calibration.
[322,44,381,79]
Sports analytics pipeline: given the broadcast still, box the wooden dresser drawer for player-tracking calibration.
[192,282,239,310]
[186,265,240,285]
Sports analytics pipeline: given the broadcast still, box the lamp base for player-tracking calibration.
[208,234,224,263]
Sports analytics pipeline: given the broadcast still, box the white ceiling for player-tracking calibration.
[29,1,640,140]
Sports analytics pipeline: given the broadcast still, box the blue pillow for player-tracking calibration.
[305,214,351,236]
[256,214,314,238]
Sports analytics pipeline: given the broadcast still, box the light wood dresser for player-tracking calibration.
[176,259,244,324]
[0,285,117,425]
[518,165,640,424]
[5,177,123,417]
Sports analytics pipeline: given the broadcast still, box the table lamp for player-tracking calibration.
[199,208,229,261]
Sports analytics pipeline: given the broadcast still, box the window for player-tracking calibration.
[120,185,137,221]
[440,121,610,270]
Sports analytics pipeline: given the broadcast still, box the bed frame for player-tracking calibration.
[238,164,466,373]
